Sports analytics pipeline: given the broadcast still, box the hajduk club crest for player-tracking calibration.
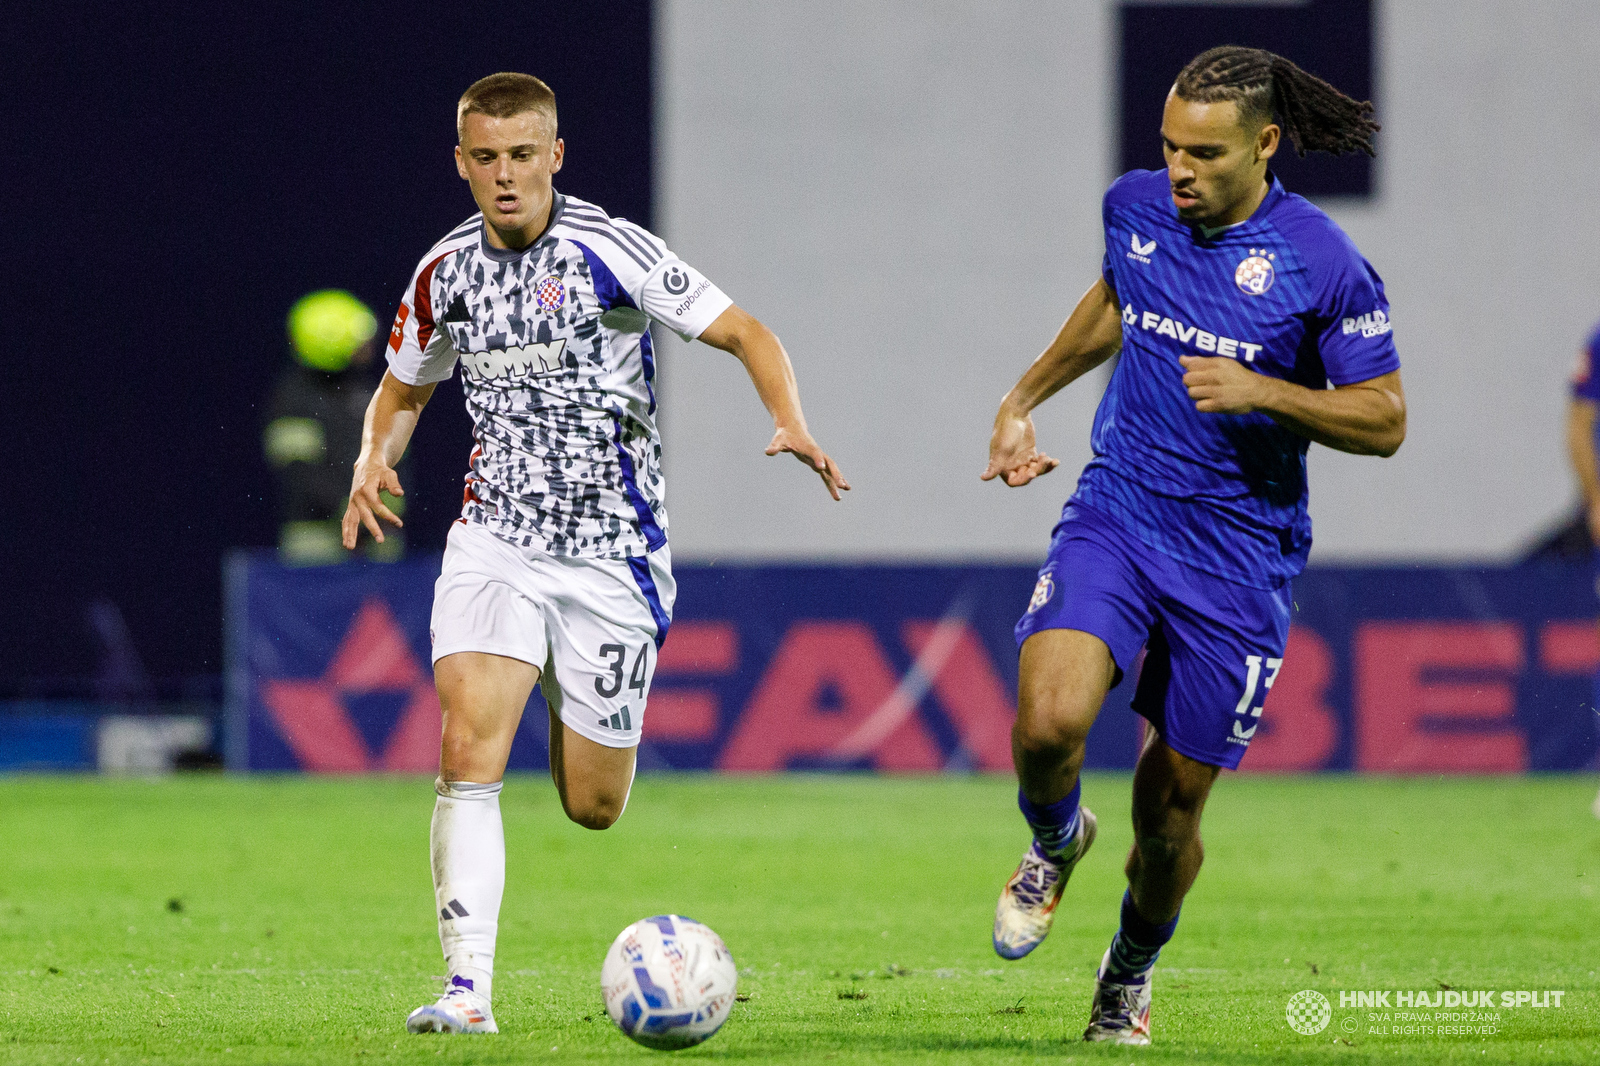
[535,275,567,313]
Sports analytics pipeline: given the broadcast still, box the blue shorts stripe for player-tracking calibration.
[627,556,671,648]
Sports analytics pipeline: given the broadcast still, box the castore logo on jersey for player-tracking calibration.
[1128,232,1157,264]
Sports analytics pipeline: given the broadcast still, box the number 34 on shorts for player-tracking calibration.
[594,643,652,730]
[429,521,677,749]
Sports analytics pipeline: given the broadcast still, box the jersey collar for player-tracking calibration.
[478,190,568,262]
[1189,172,1284,242]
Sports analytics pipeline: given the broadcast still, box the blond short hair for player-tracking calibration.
[457,72,558,142]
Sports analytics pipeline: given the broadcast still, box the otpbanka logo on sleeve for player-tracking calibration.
[1342,309,1392,338]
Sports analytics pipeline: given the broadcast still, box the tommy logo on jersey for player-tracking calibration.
[459,340,569,382]
[1127,232,1158,264]
[1235,249,1276,296]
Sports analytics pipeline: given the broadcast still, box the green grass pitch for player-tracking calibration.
[0,773,1595,1064]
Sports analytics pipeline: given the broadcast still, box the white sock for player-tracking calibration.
[431,778,505,1000]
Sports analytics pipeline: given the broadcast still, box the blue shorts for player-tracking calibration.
[1014,503,1292,770]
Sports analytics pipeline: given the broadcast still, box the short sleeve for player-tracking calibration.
[1101,184,1118,288]
[1313,251,1401,386]
[1571,321,1600,402]
[637,258,734,340]
[386,252,459,386]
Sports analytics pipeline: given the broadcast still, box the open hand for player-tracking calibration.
[766,426,850,500]
[982,407,1058,487]
[1179,355,1271,415]
[342,458,405,548]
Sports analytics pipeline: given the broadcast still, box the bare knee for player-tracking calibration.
[1012,708,1092,758]
[1014,630,1117,758]
[562,788,628,831]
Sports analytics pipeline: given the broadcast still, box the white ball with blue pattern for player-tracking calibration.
[601,914,738,1050]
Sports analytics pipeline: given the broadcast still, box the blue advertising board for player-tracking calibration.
[225,553,1600,774]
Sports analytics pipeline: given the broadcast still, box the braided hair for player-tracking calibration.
[1173,46,1379,157]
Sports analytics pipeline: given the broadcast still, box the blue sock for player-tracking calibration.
[1104,889,1180,981]
[1017,780,1081,860]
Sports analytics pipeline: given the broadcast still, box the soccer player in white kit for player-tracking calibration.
[340,73,849,1035]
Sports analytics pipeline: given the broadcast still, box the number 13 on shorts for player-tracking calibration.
[1231,654,1282,741]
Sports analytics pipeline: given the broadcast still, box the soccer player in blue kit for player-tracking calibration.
[982,47,1406,1044]
[1563,316,1600,818]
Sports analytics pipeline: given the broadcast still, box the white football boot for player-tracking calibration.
[992,806,1097,960]
[1082,947,1153,1045]
[405,974,497,1034]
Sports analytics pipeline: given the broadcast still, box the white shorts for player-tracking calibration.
[430,520,675,748]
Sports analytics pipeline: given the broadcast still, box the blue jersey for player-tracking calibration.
[1570,319,1600,458]
[1569,319,1600,404]
[1070,169,1401,589]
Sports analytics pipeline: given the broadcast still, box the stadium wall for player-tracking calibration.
[654,0,1600,564]
[225,554,1599,774]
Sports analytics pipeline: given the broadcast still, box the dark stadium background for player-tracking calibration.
[0,0,1376,700]
[0,1,652,695]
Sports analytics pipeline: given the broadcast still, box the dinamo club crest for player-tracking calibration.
[1234,250,1276,296]
[1027,571,1056,614]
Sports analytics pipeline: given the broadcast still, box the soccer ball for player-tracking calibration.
[601,915,738,1050]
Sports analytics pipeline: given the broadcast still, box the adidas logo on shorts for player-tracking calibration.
[599,705,634,731]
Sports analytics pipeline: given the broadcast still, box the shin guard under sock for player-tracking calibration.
[1104,888,1180,981]
[1017,779,1082,861]
[431,778,505,998]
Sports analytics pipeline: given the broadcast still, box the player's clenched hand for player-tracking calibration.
[982,408,1059,487]
[1179,355,1271,415]
[342,457,406,548]
[766,426,850,501]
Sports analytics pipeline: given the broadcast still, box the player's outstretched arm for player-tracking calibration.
[983,278,1124,487]
[1179,358,1406,456]
[697,305,850,501]
[341,370,438,548]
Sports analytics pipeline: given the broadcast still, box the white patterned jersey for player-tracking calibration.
[386,192,732,558]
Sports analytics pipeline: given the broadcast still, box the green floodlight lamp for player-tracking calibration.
[287,289,378,372]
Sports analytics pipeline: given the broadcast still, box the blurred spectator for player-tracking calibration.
[1564,317,1600,817]
[1566,318,1600,552]
[264,290,403,563]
